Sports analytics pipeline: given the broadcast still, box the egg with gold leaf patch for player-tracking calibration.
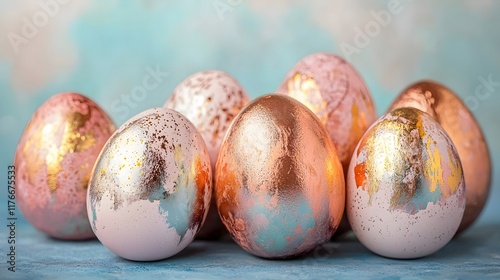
[14,92,115,240]
[347,107,465,259]
[388,80,491,235]
[276,52,376,175]
[87,108,212,261]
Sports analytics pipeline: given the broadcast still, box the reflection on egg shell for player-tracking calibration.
[347,107,465,259]
[165,70,250,239]
[87,108,212,261]
[276,52,377,237]
[14,92,115,240]
[216,94,345,259]
[388,80,491,234]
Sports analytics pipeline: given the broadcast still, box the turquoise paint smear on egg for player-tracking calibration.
[91,204,98,230]
[247,195,316,255]
[154,161,197,242]
[402,134,443,215]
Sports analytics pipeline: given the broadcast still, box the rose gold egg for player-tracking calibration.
[165,70,250,239]
[389,80,491,234]
[276,52,377,236]
[15,92,115,240]
[215,94,345,259]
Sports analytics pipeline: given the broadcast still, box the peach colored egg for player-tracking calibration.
[87,108,212,261]
[347,108,465,259]
[216,94,345,259]
[276,52,377,236]
[388,80,491,234]
[165,70,249,239]
[14,92,115,240]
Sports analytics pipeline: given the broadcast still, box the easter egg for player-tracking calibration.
[276,52,376,174]
[14,92,115,240]
[165,70,249,239]
[389,80,491,234]
[347,107,465,259]
[276,52,377,236]
[215,94,345,259]
[87,108,212,261]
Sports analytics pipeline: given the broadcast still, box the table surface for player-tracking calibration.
[2,217,499,280]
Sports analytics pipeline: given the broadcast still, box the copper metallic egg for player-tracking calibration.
[276,52,377,236]
[347,107,465,259]
[14,92,115,240]
[165,70,249,239]
[215,94,345,259]
[388,80,491,234]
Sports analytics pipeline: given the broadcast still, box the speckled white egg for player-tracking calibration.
[164,70,249,239]
[87,108,212,261]
[347,107,465,259]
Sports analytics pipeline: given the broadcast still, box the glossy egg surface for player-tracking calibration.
[87,108,212,261]
[389,81,491,234]
[216,94,345,259]
[15,92,115,240]
[347,107,465,259]
[165,70,249,239]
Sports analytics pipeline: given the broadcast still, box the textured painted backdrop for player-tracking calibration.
[0,0,499,273]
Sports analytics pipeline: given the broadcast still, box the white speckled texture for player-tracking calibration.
[87,108,212,261]
[347,108,466,259]
[165,70,249,168]
[165,70,249,239]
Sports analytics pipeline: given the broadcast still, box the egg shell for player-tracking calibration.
[276,52,377,236]
[276,52,377,174]
[347,107,465,259]
[388,80,491,234]
[165,70,250,239]
[14,92,115,240]
[87,108,212,261]
[215,94,345,259]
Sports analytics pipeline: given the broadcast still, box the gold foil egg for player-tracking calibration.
[276,52,377,236]
[215,94,345,259]
[87,108,212,261]
[388,80,491,234]
[165,70,250,239]
[14,92,115,240]
[347,107,466,259]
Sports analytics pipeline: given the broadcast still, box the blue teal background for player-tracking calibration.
[0,1,499,279]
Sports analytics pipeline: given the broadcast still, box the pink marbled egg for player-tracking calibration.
[277,53,376,173]
[14,93,115,240]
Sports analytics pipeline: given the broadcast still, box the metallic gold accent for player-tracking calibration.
[389,80,491,233]
[355,107,464,213]
[45,112,95,192]
[287,72,328,124]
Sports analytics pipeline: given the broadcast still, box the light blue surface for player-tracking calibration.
[1,1,499,278]
[3,220,500,279]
